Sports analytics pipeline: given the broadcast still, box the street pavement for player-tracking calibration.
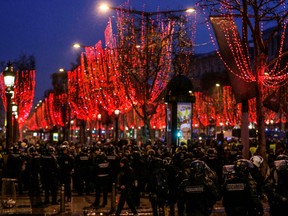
[0,191,270,215]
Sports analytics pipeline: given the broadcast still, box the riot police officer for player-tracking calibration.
[178,160,220,216]
[91,147,111,208]
[146,151,169,216]
[57,144,74,202]
[27,145,41,197]
[5,145,24,194]
[264,154,288,216]
[115,157,138,216]
[40,145,60,205]
[222,159,263,216]
[74,147,92,195]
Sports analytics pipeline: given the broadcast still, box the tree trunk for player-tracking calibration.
[256,53,268,177]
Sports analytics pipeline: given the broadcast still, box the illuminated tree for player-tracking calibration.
[199,0,288,174]
[0,55,36,140]
[110,5,196,142]
[83,19,134,115]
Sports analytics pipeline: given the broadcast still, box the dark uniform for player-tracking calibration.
[74,147,91,195]
[115,157,138,216]
[40,146,60,204]
[264,156,288,216]
[178,160,219,216]
[27,146,41,196]
[147,155,169,216]
[222,159,263,216]
[57,145,74,202]
[91,150,111,208]
[5,146,24,194]
[131,151,146,207]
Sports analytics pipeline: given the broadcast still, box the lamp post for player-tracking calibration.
[58,68,70,142]
[114,109,120,142]
[97,114,102,140]
[3,62,16,150]
[12,103,18,144]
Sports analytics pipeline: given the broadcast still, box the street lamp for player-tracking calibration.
[12,103,18,144]
[97,114,102,140]
[58,68,70,142]
[3,62,15,150]
[73,43,91,49]
[114,109,120,142]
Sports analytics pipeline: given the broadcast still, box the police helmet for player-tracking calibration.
[250,155,264,168]
[82,147,89,153]
[11,145,19,154]
[120,157,129,167]
[274,159,288,172]
[28,146,36,154]
[234,159,253,176]
[48,146,56,154]
[190,160,206,174]
[276,154,288,161]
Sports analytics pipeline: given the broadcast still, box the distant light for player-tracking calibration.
[59,68,64,72]
[216,83,220,87]
[186,8,195,13]
[73,43,81,49]
[114,109,120,116]
[99,4,110,12]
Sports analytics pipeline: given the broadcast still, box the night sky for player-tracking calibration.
[0,0,213,102]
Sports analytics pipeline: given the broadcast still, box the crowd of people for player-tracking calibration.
[0,137,287,215]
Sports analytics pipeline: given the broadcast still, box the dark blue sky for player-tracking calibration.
[0,0,213,102]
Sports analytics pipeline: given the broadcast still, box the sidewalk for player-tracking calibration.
[0,192,153,216]
[0,192,270,215]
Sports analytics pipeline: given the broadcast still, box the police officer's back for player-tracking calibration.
[178,160,220,216]
[222,159,263,216]
[40,145,60,204]
[57,144,74,202]
[264,154,288,216]
[91,148,110,208]
[74,147,91,195]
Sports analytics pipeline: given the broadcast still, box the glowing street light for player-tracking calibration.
[114,109,120,142]
[12,103,18,144]
[3,62,16,150]
[97,114,102,139]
